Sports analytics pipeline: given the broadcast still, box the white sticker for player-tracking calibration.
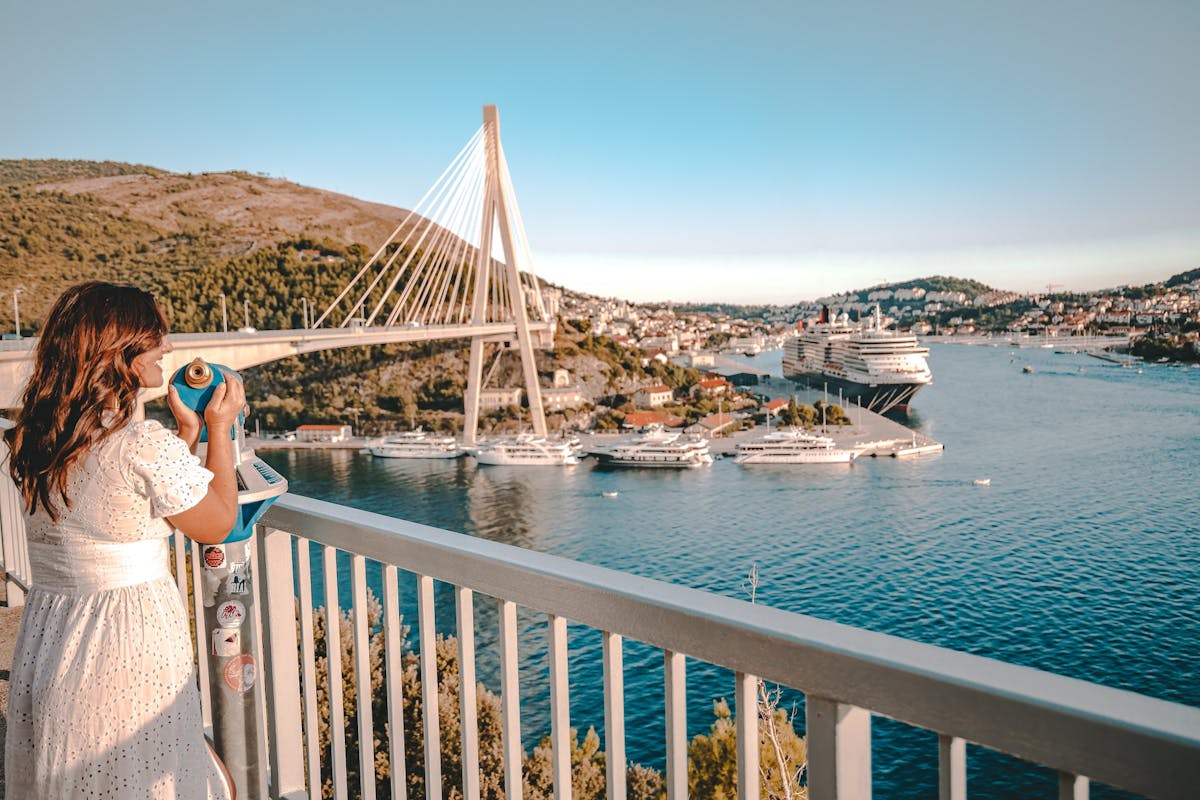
[211,629,241,657]
[216,600,246,628]
[226,562,250,595]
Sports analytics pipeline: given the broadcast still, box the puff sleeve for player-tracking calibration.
[123,420,215,518]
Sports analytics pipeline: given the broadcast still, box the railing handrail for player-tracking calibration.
[263,492,1200,799]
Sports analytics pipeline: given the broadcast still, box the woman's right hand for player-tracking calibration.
[203,371,246,431]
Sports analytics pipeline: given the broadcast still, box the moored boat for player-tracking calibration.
[782,306,931,414]
[594,426,713,469]
[470,433,579,466]
[368,429,464,459]
[733,428,857,465]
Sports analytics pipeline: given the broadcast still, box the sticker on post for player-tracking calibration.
[226,561,249,595]
[203,545,226,570]
[216,600,246,628]
[223,653,256,694]
[211,629,241,657]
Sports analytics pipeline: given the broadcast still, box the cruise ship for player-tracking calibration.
[470,434,580,466]
[595,426,714,469]
[733,428,857,465]
[367,430,464,459]
[782,306,932,414]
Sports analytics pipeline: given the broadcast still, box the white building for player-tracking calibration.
[479,387,524,411]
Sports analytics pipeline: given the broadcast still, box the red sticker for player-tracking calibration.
[216,600,246,628]
[223,653,256,693]
[203,545,225,569]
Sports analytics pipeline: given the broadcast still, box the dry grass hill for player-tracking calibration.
[0,159,416,326]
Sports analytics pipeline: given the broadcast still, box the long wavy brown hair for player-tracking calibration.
[4,282,168,521]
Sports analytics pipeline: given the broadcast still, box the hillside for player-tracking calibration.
[845,275,995,301]
[0,159,414,326]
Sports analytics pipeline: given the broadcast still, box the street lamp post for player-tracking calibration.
[243,299,251,331]
[219,293,228,333]
[12,285,24,338]
[300,297,309,330]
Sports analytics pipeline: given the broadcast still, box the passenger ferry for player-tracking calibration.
[367,429,464,459]
[782,306,932,414]
[733,428,857,465]
[595,426,714,469]
[470,433,580,466]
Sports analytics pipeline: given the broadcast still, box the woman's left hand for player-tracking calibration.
[168,384,202,451]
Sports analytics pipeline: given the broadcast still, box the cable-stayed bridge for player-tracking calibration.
[0,107,555,444]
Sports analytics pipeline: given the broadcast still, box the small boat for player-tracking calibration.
[973,478,991,486]
[1022,365,1034,374]
[601,491,619,498]
[471,433,579,466]
[368,429,463,459]
[595,425,713,469]
[734,428,856,465]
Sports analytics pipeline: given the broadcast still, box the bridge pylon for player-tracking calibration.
[461,106,547,446]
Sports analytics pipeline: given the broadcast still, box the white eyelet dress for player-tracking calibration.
[5,420,231,799]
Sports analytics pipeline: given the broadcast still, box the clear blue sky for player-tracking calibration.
[3,0,1198,303]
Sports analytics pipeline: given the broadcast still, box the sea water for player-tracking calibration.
[262,344,1199,798]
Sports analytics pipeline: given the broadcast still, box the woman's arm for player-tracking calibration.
[166,373,245,543]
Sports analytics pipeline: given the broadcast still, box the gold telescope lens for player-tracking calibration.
[184,357,213,389]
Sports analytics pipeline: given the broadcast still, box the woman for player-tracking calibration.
[4,282,243,798]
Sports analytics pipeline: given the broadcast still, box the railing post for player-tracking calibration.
[257,527,307,799]
[664,650,687,800]
[806,696,871,800]
[735,672,760,800]
[938,734,966,800]
[0,423,29,607]
[1059,771,1089,800]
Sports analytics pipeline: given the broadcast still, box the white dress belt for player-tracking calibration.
[28,536,172,594]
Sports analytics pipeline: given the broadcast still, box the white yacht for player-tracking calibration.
[470,434,580,466]
[596,426,713,469]
[367,430,464,459]
[734,428,857,465]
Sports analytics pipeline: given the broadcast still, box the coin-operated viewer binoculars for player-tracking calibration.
[171,358,287,800]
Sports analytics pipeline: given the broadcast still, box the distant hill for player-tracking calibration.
[0,159,415,328]
[844,275,995,301]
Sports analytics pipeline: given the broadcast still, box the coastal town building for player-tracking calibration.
[634,385,674,408]
[479,387,524,411]
[295,424,353,442]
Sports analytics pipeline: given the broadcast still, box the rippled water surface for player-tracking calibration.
[262,345,1199,798]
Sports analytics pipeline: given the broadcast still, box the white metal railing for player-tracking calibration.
[3,478,1200,799]
[239,493,1199,800]
[0,418,31,606]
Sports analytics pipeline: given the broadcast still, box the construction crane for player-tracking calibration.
[1045,283,1063,296]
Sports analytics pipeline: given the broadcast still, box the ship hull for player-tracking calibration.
[781,370,927,415]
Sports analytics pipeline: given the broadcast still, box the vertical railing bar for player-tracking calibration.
[457,586,481,800]
[172,529,188,600]
[603,631,627,800]
[324,545,350,800]
[805,695,871,800]
[1059,771,1090,800]
[418,574,443,800]
[257,527,306,798]
[351,554,377,800]
[383,564,408,799]
[938,734,966,800]
[190,539,212,731]
[664,650,687,800]
[296,536,322,797]
[498,599,523,800]
[549,613,572,800]
[246,528,272,799]
[735,672,760,800]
